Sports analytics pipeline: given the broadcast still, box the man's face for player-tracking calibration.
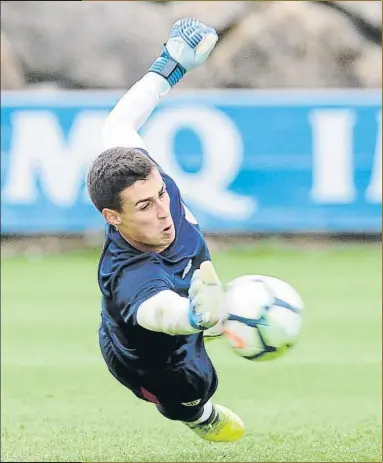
[111,167,175,252]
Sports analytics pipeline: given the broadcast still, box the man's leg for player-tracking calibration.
[99,326,244,442]
[156,400,212,423]
[156,400,244,443]
[153,361,244,443]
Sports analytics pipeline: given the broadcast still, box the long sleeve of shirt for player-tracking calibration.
[102,72,171,151]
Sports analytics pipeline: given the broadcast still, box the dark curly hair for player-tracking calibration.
[87,147,155,213]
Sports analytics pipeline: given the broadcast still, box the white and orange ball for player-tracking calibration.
[223,275,304,361]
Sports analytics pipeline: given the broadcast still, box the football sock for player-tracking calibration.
[187,400,213,426]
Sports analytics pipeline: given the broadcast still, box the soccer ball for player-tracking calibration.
[223,275,303,361]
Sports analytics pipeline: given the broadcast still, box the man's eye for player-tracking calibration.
[159,189,166,197]
[140,203,150,211]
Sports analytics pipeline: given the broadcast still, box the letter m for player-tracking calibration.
[2,110,107,206]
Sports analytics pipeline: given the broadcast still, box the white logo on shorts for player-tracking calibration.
[182,399,201,406]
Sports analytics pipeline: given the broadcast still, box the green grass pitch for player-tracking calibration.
[1,241,382,462]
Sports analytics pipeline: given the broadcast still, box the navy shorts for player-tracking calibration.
[99,325,218,420]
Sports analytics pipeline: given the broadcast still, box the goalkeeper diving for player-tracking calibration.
[87,18,244,442]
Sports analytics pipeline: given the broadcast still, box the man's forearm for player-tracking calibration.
[102,73,171,150]
[102,19,217,152]
[136,290,201,336]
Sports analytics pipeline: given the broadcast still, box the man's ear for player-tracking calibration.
[102,208,123,227]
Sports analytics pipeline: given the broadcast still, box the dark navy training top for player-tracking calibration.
[98,164,210,375]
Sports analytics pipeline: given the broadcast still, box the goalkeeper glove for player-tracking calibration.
[148,17,218,87]
[188,261,224,330]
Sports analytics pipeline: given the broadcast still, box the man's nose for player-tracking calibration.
[157,201,169,219]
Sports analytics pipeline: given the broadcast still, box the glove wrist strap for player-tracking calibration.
[148,45,186,87]
[188,302,207,331]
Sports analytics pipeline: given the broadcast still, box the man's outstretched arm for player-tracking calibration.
[102,18,218,151]
[137,261,224,336]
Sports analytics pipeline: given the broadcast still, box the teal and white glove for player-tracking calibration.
[188,261,224,331]
[148,18,218,87]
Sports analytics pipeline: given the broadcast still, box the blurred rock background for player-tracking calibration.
[1,0,382,90]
